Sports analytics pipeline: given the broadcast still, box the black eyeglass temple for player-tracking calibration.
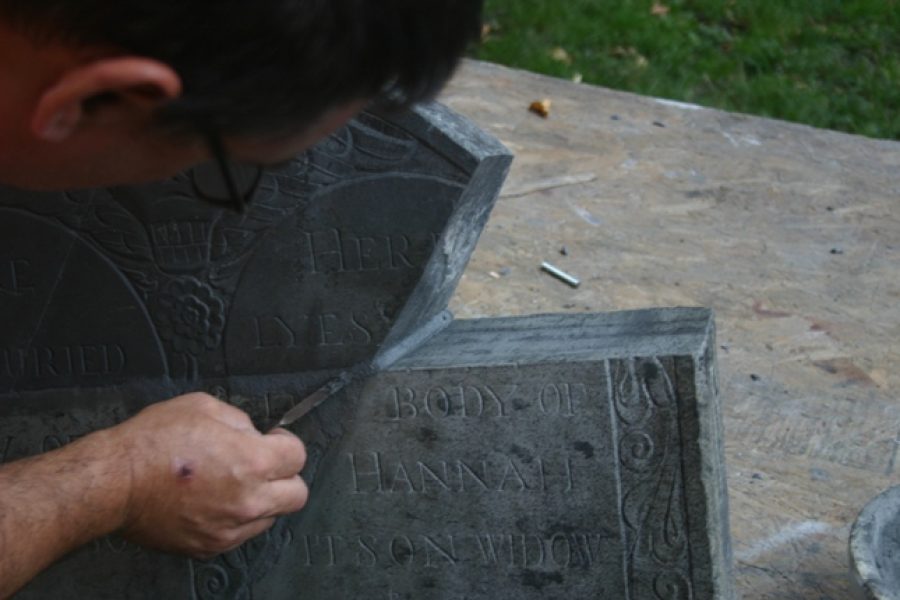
[204,130,246,214]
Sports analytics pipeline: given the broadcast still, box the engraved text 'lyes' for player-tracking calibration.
[253,313,376,349]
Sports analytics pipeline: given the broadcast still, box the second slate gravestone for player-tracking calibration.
[0,103,508,390]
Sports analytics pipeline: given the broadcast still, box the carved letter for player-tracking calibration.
[389,461,416,493]
[422,535,457,567]
[310,229,345,273]
[390,535,415,567]
[538,457,575,493]
[539,383,560,415]
[357,236,382,271]
[340,234,362,272]
[462,386,484,418]
[417,461,451,492]
[475,534,504,565]
[35,348,58,377]
[0,259,33,296]
[424,386,451,418]
[482,384,511,418]
[78,345,103,375]
[324,535,343,567]
[524,535,545,568]
[356,536,378,567]
[550,533,572,568]
[455,460,489,492]
[295,231,316,274]
[108,344,126,373]
[388,387,418,421]
[302,535,314,567]
[571,534,602,567]
[388,234,415,269]
[58,346,73,376]
[540,383,578,417]
[349,313,374,344]
[348,452,384,493]
[497,458,528,492]
[318,313,342,346]
[254,316,296,348]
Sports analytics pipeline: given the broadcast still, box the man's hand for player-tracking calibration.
[0,393,308,599]
[112,393,308,557]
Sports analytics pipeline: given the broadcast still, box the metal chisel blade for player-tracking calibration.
[274,310,452,428]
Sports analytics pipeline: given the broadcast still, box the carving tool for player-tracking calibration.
[540,261,581,288]
[273,310,453,427]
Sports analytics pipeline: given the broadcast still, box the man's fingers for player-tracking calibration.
[181,393,258,432]
[257,476,309,518]
[261,429,307,479]
[210,402,259,433]
[267,427,295,439]
[218,517,278,554]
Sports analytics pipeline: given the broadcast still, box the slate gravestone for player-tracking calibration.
[276,308,734,600]
[0,103,506,391]
[0,104,734,598]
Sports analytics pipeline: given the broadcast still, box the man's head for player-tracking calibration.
[0,0,484,190]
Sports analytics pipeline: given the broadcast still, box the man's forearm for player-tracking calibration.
[0,393,308,597]
[0,429,129,599]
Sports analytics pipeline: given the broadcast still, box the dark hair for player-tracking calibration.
[0,0,484,136]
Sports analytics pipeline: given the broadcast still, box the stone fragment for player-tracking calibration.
[850,484,900,599]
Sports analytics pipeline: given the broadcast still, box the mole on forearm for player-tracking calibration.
[173,459,194,482]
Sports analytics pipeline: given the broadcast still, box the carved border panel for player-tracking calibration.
[612,357,695,600]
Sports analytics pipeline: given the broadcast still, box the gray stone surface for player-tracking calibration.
[850,485,900,600]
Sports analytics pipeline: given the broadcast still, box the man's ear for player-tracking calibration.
[30,57,182,142]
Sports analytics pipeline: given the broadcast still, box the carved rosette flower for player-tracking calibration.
[156,277,226,355]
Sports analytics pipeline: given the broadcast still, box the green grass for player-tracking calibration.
[476,0,900,139]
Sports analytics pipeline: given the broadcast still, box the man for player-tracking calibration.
[0,1,483,596]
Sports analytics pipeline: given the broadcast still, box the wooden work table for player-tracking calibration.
[441,60,900,599]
